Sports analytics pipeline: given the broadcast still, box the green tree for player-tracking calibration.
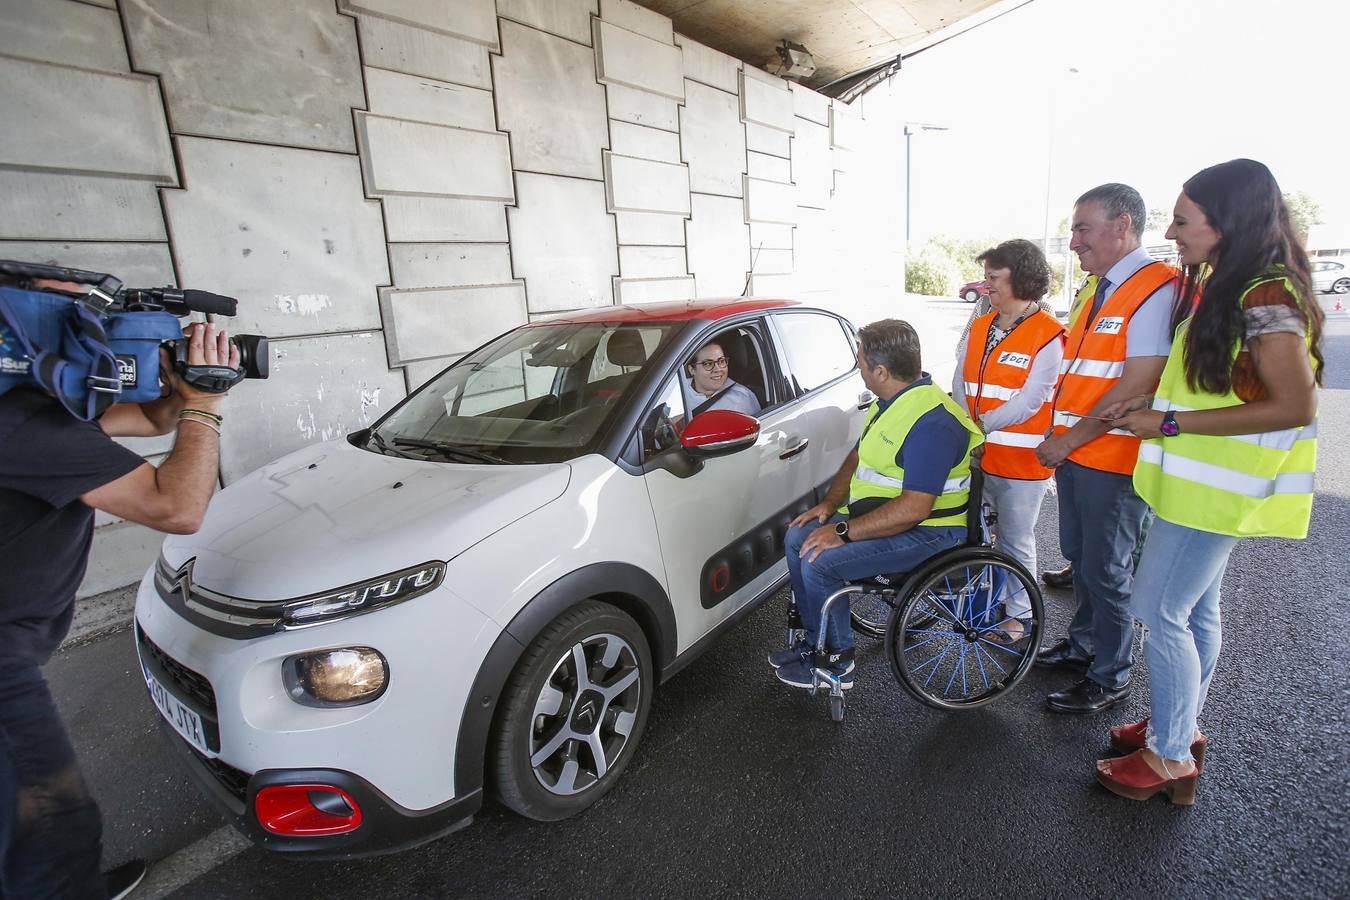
[1283,191,1323,243]
[1146,208,1171,232]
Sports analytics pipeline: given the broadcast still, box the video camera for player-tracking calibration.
[0,260,269,421]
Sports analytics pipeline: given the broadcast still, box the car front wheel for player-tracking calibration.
[963,289,980,303]
[1333,277,1350,294]
[491,601,653,821]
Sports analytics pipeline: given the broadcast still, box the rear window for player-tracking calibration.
[774,313,856,393]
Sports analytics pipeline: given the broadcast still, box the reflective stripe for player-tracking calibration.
[944,474,971,493]
[1150,399,1318,451]
[1061,357,1125,379]
[986,430,1043,448]
[855,465,904,490]
[1053,411,1133,437]
[1138,442,1315,499]
[968,382,1021,401]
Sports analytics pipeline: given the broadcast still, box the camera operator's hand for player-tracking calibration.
[173,321,241,409]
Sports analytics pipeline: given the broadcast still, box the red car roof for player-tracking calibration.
[530,297,800,325]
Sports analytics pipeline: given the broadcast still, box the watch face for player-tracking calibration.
[835,521,848,536]
[1161,414,1179,437]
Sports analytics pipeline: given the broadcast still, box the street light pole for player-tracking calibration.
[903,122,949,244]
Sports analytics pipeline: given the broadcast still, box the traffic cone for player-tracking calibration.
[1335,299,1344,312]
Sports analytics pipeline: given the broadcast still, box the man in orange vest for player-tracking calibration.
[1034,184,1179,714]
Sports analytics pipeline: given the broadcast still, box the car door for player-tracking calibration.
[639,319,817,651]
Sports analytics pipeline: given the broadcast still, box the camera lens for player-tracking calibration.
[231,334,269,379]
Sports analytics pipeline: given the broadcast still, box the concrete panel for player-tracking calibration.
[364,68,496,130]
[493,21,609,180]
[614,276,695,304]
[163,138,389,338]
[676,34,740,93]
[686,193,749,299]
[403,355,458,392]
[357,114,514,201]
[614,211,686,246]
[0,241,174,288]
[340,0,498,48]
[357,14,491,88]
[594,20,684,101]
[752,248,794,275]
[791,83,831,126]
[221,331,407,483]
[610,122,681,164]
[600,0,673,43]
[77,520,161,600]
[749,273,796,298]
[509,173,618,313]
[792,120,832,210]
[389,244,513,288]
[380,283,527,363]
[679,81,745,198]
[739,69,793,133]
[745,123,790,158]
[496,0,596,45]
[749,222,794,251]
[619,245,687,278]
[0,0,127,72]
[123,0,364,152]
[747,151,790,183]
[831,102,861,151]
[605,153,690,216]
[381,196,508,243]
[607,84,680,132]
[0,58,174,181]
[744,177,797,225]
[0,171,166,241]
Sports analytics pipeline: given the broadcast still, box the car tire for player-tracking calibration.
[1333,278,1350,294]
[491,600,653,821]
[963,290,980,303]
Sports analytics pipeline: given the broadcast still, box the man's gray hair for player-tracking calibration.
[1076,183,1146,239]
[857,318,921,382]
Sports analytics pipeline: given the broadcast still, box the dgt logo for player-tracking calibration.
[1094,316,1124,335]
[997,351,1031,369]
[116,355,138,388]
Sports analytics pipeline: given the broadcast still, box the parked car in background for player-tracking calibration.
[1312,258,1349,294]
[134,298,869,856]
[958,279,989,303]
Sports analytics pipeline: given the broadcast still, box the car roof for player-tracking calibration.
[530,297,802,325]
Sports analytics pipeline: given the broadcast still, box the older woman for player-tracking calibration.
[955,239,1065,640]
[1097,159,1323,803]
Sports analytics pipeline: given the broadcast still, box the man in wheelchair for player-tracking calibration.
[770,319,984,690]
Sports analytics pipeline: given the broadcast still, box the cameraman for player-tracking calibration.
[1,282,240,900]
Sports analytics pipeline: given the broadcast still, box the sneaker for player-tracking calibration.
[775,652,856,690]
[104,860,147,900]
[766,640,811,668]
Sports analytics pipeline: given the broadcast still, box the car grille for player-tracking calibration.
[189,744,251,804]
[137,623,217,712]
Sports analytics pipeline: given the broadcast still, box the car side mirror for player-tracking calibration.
[680,409,759,456]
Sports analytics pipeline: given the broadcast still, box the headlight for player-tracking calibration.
[284,647,388,707]
[280,562,445,627]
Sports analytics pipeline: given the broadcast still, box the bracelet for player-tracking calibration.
[178,416,221,436]
[180,407,223,424]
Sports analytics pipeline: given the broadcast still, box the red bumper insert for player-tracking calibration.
[255,784,364,836]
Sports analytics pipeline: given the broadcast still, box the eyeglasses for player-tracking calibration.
[695,357,729,372]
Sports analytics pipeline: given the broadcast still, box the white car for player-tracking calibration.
[134,298,869,855]
[1312,258,1349,294]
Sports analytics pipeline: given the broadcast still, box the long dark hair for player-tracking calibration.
[1174,159,1324,393]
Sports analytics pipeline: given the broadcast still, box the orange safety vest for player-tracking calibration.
[963,309,1065,480]
[1051,260,1179,475]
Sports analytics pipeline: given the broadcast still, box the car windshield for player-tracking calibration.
[370,321,678,464]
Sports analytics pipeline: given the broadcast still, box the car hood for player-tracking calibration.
[161,439,571,601]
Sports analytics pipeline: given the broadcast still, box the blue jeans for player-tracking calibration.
[785,515,965,651]
[1056,461,1148,690]
[1131,517,1238,762]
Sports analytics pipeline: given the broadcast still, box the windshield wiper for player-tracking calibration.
[367,430,414,458]
[390,437,505,465]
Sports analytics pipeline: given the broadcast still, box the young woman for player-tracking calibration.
[956,239,1065,641]
[1097,159,1324,804]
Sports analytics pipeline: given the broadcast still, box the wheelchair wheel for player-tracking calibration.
[849,589,895,638]
[886,550,1042,710]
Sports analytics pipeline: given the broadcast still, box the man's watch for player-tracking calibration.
[835,520,852,543]
[1160,410,1181,437]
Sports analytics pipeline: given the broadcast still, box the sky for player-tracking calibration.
[872,0,1350,246]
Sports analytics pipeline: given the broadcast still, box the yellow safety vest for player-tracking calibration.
[848,382,984,527]
[1132,273,1317,539]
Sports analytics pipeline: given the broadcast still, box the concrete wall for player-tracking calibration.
[0,0,906,596]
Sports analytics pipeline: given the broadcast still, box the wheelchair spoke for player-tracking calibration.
[922,641,958,687]
[973,641,991,691]
[973,640,1010,675]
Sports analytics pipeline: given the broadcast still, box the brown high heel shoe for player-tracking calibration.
[1095,749,1198,805]
[1109,716,1208,773]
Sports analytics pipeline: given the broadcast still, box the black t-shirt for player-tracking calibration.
[0,388,144,664]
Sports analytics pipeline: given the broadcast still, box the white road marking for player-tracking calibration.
[137,825,253,899]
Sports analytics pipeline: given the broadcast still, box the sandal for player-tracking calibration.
[1095,748,1199,805]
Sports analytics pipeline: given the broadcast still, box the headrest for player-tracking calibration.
[607,330,648,367]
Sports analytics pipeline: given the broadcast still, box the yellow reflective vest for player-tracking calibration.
[848,382,984,528]
[1132,273,1317,539]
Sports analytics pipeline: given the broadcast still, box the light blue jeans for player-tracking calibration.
[1130,516,1239,762]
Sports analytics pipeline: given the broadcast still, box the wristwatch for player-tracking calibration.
[835,520,852,542]
[1160,410,1180,437]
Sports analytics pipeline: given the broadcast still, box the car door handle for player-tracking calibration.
[857,391,874,410]
[779,438,809,460]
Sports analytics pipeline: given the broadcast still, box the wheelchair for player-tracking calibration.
[785,469,1044,721]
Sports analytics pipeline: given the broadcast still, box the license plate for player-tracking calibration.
[142,663,215,757]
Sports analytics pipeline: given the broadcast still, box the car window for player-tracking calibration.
[681,325,769,417]
[773,313,856,394]
[642,376,687,458]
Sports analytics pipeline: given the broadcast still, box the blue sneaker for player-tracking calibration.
[775,650,856,690]
[766,640,811,668]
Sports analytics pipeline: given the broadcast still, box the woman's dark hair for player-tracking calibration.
[977,239,1051,301]
[1176,159,1325,392]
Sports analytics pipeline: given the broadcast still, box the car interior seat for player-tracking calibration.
[717,329,768,408]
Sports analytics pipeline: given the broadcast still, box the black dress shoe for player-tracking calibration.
[1046,677,1130,714]
[1041,563,1074,589]
[1034,638,1091,670]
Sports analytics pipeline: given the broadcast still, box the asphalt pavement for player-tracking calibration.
[45,297,1349,898]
